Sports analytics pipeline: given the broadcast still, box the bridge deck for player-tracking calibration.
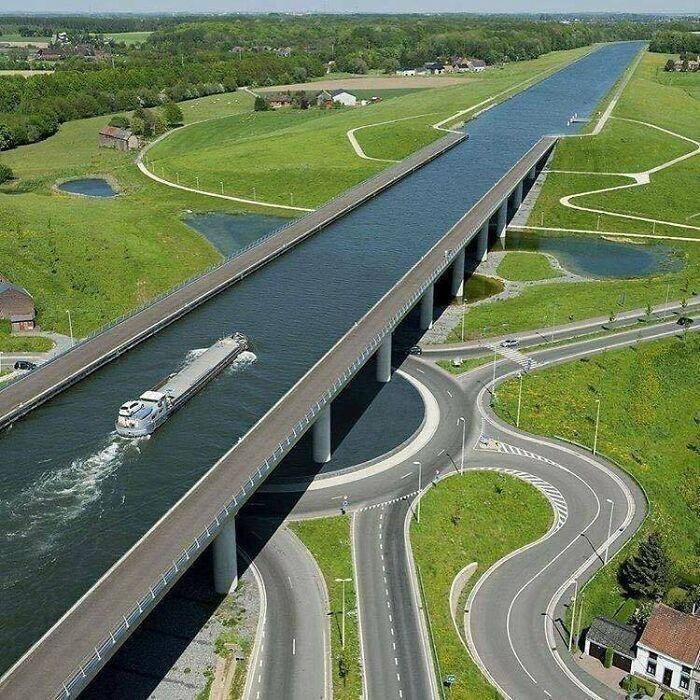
[0,130,464,434]
[0,136,556,699]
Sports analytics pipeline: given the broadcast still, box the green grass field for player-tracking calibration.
[411,473,552,700]
[496,251,563,281]
[494,334,700,626]
[289,517,362,700]
[148,47,593,209]
[0,33,51,43]
[0,91,260,339]
[104,31,152,45]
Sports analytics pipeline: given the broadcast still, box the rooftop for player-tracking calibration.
[587,616,638,659]
[99,126,133,140]
[639,603,700,667]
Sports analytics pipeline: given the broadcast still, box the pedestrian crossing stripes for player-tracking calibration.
[358,491,419,513]
[486,343,540,370]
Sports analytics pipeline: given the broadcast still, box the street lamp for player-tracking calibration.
[66,309,74,347]
[568,578,578,652]
[593,398,601,455]
[460,293,466,344]
[516,371,523,428]
[491,346,498,400]
[457,417,466,475]
[414,460,422,523]
[334,577,352,649]
[604,498,615,565]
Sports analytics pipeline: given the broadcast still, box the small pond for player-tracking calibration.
[463,274,504,303]
[505,230,683,279]
[58,178,117,198]
[185,212,290,257]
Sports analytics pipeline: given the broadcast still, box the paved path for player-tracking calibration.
[346,114,435,163]
[509,223,700,242]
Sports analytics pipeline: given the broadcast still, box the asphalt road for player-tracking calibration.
[248,318,695,700]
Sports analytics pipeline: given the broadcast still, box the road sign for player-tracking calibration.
[444,674,456,687]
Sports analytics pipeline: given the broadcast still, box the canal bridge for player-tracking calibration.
[0,41,644,699]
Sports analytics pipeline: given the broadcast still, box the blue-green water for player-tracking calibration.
[505,230,683,278]
[58,178,117,198]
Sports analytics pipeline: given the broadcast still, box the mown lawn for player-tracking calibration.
[147,46,593,209]
[493,334,700,627]
[0,91,266,338]
[411,472,552,700]
[289,517,362,700]
[496,251,562,281]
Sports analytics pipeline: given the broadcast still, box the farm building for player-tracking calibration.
[0,281,36,332]
[98,126,139,152]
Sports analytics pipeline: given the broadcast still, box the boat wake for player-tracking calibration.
[226,350,257,374]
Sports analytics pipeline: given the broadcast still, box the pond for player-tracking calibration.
[505,230,683,279]
[185,212,290,257]
[58,178,117,198]
[464,273,505,303]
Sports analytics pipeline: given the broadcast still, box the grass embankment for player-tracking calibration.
[494,334,700,627]
[0,91,266,339]
[411,473,552,699]
[437,356,491,376]
[496,251,562,281]
[0,320,52,352]
[289,517,361,700]
[148,47,592,209]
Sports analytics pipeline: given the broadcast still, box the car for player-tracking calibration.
[13,360,37,371]
[500,338,519,348]
[677,316,694,327]
[409,346,423,356]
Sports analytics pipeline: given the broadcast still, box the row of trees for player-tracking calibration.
[650,30,700,56]
[108,101,183,136]
[0,52,324,151]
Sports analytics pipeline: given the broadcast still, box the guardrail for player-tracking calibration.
[51,135,555,698]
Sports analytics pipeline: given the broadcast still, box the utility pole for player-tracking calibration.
[66,309,74,347]
[458,417,466,475]
[334,577,352,649]
[414,460,422,523]
[220,181,224,195]
[516,372,523,428]
[604,498,615,565]
[593,398,601,455]
[460,293,466,344]
[491,347,498,400]
[568,579,578,652]
[196,176,200,189]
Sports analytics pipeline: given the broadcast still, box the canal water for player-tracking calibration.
[0,42,645,675]
[505,229,683,278]
[57,178,117,198]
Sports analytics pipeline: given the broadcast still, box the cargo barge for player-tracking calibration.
[115,333,249,438]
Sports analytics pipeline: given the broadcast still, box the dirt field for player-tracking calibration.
[259,75,472,93]
[0,40,50,48]
[0,70,54,76]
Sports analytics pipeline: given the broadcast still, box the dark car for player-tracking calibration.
[677,316,694,327]
[409,346,423,356]
[14,360,37,371]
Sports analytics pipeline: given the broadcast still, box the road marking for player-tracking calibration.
[391,628,395,636]
[287,575,293,589]
[292,637,296,655]
[400,471,412,479]
[446,390,452,397]
[395,657,399,666]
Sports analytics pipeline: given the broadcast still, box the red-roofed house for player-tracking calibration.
[631,604,700,697]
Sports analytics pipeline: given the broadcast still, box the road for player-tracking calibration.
[247,318,695,700]
[238,521,330,700]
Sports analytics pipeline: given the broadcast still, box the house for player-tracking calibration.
[631,604,700,697]
[98,126,139,152]
[453,57,487,73]
[423,61,445,75]
[396,67,416,76]
[266,94,292,109]
[0,281,36,332]
[331,89,357,107]
[584,616,638,673]
[316,89,333,108]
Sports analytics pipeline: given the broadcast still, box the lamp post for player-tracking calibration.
[457,417,466,475]
[593,398,601,455]
[460,293,466,344]
[568,578,578,652]
[414,460,422,523]
[491,347,498,400]
[66,309,74,347]
[516,371,523,428]
[335,577,352,649]
[604,498,615,565]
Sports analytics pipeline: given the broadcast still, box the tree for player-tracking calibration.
[679,585,700,614]
[253,95,269,112]
[620,532,671,600]
[108,115,130,129]
[0,162,13,184]
[664,58,676,72]
[161,101,183,127]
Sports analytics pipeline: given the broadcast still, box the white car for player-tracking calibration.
[500,338,519,348]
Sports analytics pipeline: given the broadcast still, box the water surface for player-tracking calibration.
[58,178,117,198]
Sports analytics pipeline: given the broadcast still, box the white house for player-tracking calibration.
[331,89,357,107]
[631,604,700,698]
[396,67,416,76]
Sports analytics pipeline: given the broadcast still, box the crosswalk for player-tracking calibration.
[486,343,540,371]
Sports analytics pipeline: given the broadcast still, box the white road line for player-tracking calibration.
[400,472,413,479]
[292,637,296,655]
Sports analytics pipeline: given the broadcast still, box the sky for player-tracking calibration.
[7,2,699,14]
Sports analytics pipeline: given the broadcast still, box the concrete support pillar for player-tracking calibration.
[313,404,331,463]
[376,334,392,384]
[476,221,489,262]
[450,247,466,299]
[419,283,434,330]
[512,180,524,210]
[527,165,537,182]
[213,517,238,595]
[496,200,508,240]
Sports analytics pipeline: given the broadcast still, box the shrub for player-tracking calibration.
[620,675,657,696]
[0,162,13,184]
[661,693,683,700]
[108,115,130,129]
[253,95,269,112]
[603,646,614,668]
[160,101,183,127]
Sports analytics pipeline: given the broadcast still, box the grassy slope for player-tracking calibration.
[289,517,362,700]
[411,473,552,700]
[496,251,562,281]
[494,334,700,626]
[0,92,264,339]
[148,47,592,209]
